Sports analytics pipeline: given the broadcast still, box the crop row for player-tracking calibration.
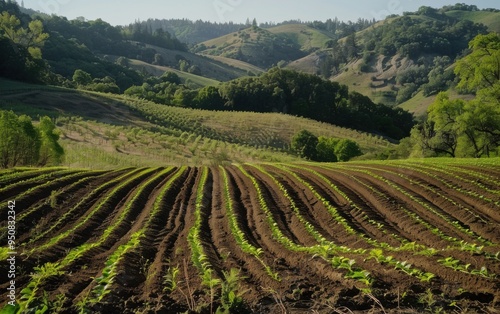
[1,161,498,313]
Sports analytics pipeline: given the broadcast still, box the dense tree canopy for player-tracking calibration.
[455,33,500,101]
[291,130,318,160]
[363,12,488,59]
[405,33,500,158]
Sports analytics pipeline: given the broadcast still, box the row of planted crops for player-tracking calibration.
[0,159,499,313]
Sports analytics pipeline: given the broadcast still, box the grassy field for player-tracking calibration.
[398,89,476,117]
[127,59,220,87]
[133,43,251,82]
[200,55,265,75]
[267,24,335,51]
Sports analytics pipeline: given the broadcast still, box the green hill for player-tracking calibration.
[445,10,500,32]
[200,55,265,76]
[267,24,335,52]
[125,58,220,87]
[320,9,493,114]
[136,43,252,82]
[196,26,306,68]
[195,24,338,69]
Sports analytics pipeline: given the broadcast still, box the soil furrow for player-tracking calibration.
[355,165,499,244]
[242,164,319,247]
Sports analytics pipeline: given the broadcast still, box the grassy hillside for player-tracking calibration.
[267,24,335,52]
[0,79,394,168]
[445,10,500,32]
[332,54,405,106]
[322,10,493,114]
[134,43,251,82]
[331,55,477,117]
[200,55,265,76]
[126,59,220,87]
[397,89,475,117]
[195,24,337,69]
[197,26,306,68]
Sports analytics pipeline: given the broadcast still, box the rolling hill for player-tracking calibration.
[195,23,339,69]
[320,10,492,115]
[125,58,220,88]
[444,9,500,32]
[196,26,306,68]
[0,79,394,168]
[266,24,335,52]
[133,43,254,82]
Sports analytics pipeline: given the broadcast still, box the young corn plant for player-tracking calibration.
[163,265,180,293]
[201,268,222,314]
[19,262,64,313]
[87,232,142,308]
[366,249,435,283]
[217,268,249,314]
[239,165,373,291]
[219,166,280,281]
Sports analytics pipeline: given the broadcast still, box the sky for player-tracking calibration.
[22,0,500,26]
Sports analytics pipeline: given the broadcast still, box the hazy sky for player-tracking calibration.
[23,0,500,26]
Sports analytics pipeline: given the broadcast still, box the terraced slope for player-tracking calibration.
[0,159,499,313]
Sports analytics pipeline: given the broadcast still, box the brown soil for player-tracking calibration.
[1,162,499,313]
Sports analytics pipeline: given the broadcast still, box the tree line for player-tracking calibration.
[291,130,363,162]
[134,17,375,45]
[125,67,414,140]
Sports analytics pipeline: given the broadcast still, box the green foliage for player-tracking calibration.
[217,269,248,313]
[0,110,64,168]
[291,130,318,160]
[334,139,363,161]
[0,11,49,59]
[291,131,363,161]
[409,34,500,158]
[213,68,413,139]
[455,33,500,94]
[38,116,64,166]
[72,69,92,86]
[315,136,338,162]
[422,56,455,96]
[161,71,181,84]
[0,10,48,82]
[396,83,418,104]
[396,65,428,86]
[19,262,64,313]
[364,12,487,59]
[163,265,180,293]
[194,85,224,110]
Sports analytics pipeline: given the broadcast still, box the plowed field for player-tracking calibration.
[1,160,499,313]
